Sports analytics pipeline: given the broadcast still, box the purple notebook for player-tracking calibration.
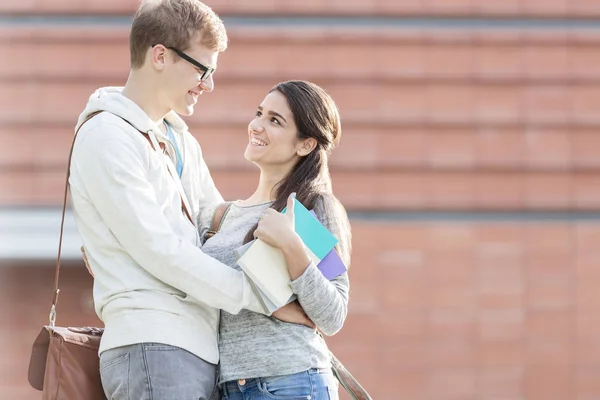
[308,210,347,280]
[317,247,347,280]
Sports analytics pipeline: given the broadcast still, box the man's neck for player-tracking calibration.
[122,71,169,129]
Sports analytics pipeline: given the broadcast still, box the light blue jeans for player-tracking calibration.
[99,343,219,400]
[220,368,338,400]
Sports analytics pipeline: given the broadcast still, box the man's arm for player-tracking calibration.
[72,122,267,315]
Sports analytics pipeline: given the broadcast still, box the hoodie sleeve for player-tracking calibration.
[71,121,268,316]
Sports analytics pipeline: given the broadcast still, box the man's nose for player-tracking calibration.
[199,74,214,93]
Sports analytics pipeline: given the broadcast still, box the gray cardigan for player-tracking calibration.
[198,201,350,383]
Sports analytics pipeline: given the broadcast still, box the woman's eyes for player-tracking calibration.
[255,111,281,125]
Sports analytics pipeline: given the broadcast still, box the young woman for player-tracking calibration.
[198,80,352,400]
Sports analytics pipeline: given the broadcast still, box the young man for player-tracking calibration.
[69,1,306,398]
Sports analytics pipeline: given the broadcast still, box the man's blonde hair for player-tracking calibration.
[129,0,228,69]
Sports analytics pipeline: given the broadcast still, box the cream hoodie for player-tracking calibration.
[69,87,266,364]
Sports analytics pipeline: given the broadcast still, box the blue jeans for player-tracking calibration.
[220,368,338,400]
[99,343,219,400]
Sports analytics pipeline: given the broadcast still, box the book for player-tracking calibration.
[236,198,347,309]
[236,239,294,309]
[234,239,296,313]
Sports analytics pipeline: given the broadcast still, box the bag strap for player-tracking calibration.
[140,131,193,224]
[317,332,372,399]
[50,112,193,327]
[50,110,103,327]
[204,202,233,241]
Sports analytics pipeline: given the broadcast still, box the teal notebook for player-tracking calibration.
[283,198,338,260]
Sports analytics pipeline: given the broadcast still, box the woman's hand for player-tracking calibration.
[272,301,316,329]
[254,194,312,280]
[254,193,300,252]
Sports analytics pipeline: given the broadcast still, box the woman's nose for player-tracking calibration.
[249,119,265,133]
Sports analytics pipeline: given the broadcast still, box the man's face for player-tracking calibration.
[154,42,219,117]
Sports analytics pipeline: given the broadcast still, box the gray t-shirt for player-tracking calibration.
[198,201,350,383]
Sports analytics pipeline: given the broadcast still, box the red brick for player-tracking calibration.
[381,339,428,370]
[523,85,571,125]
[526,338,573,365]
[524,172,571,209]
[475,0,521,15]
[575,254,600,280]
[428,309,476,340]
[479,309,525,341]
[424,44,475,79]
[427,369,477,400]
[477,268,525,310]
[572,131,600,168]
[427,172,476,209]
[572,174,600,209]
[523,45,568,79]
[521,0,568,15]
[524,366,574,400]
[381,272,427,310]
[380,44,425,78]
[573,87,600,124]
[378,224,429,253]
[475,172,525,210]
[479,367,524,398]
[376,128,426,168]
[389,370,428,400]
[429,277,476,309]
[577,311,600,338]
[475,85,523,124]
[427,129,476,168]
[475,43,523,79]
[526,272,573,311]
[524,224,573,255]
[426,0,474,13]
[426,85,475,124]
[427,252,475,281]
[570,46,600,80]
[476,128,526,168]
[374,172,426,209]
[570,0,600,16]
[577,339,600,366]
[475,224,524,257]
[576,367,600,400]
[575,225,600,255]
[576,277,600,309]
[527,310,573,339]
[524,128,571,169]
[428,225,476,253]
[428,339,476,368]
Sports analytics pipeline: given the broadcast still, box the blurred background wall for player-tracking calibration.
[2,0,600,399]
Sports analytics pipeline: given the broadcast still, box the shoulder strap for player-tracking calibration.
[204,202,233,241]
[49,110,103,327]
[139,131,193,225]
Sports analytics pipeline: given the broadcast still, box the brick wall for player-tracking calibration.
[2,1,600,399]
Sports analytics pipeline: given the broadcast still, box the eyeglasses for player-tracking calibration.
[152,44,215,82]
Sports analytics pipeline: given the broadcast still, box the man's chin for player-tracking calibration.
[173,105,194,117]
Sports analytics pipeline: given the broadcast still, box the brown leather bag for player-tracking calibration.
[27,111,195,399]
[206,203,373,400]
[27,111,107,399]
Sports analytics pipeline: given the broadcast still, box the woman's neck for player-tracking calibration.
[241,167,288,206]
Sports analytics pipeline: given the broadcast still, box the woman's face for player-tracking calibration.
[245,90,309,171]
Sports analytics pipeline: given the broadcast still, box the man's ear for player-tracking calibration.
[150,45,167,71]
[297,138,318,157]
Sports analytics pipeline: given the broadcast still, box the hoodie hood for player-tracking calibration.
[75,87,189,141]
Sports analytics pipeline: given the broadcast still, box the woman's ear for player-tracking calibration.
[296,138,318,157]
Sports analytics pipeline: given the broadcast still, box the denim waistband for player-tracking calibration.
[221,368,332,396]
